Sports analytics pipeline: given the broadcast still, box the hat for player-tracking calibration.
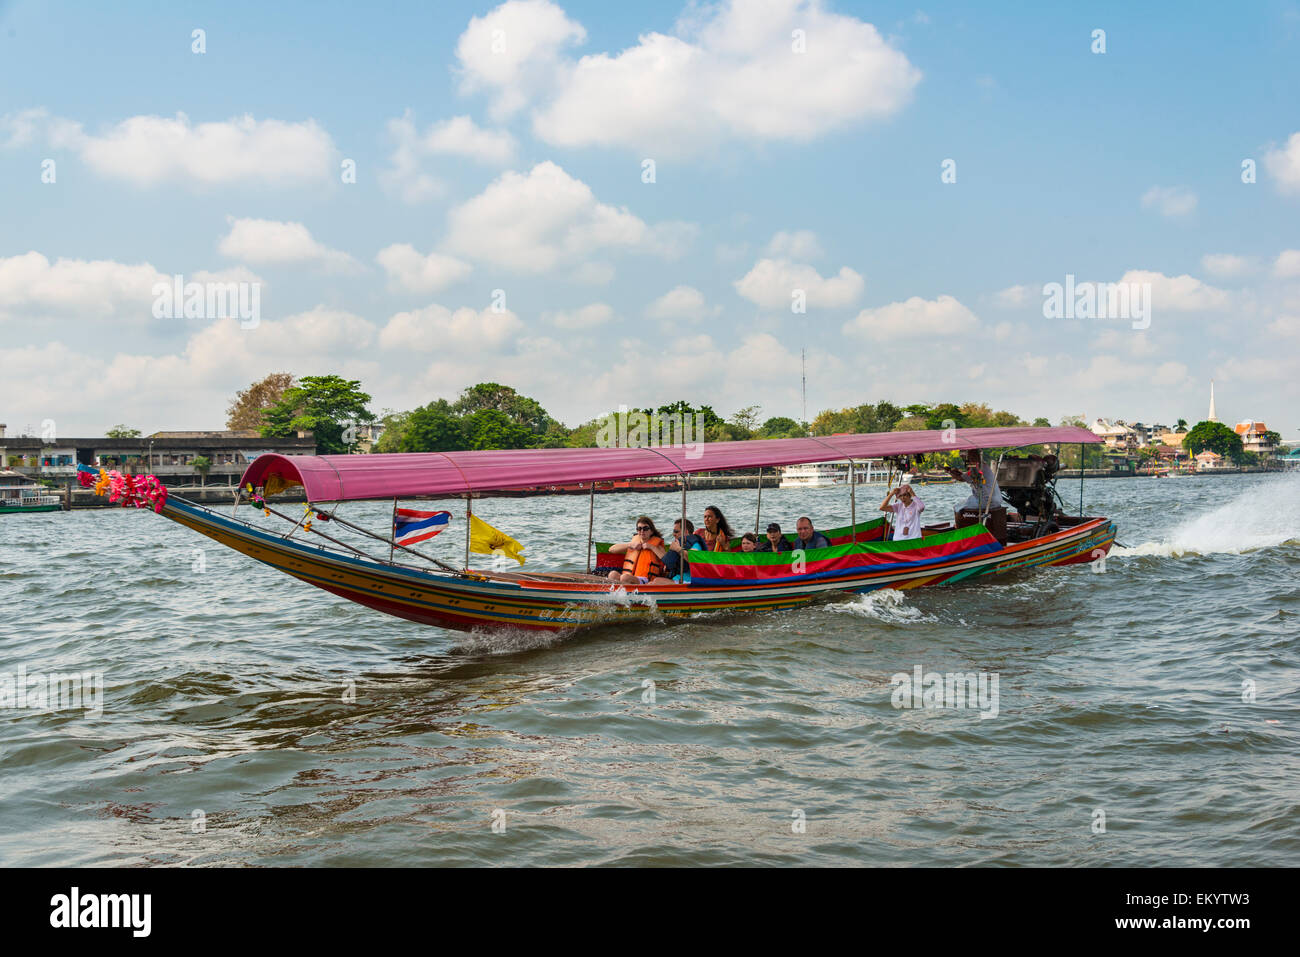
[766,522,782,532]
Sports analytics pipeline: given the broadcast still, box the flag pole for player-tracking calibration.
[586,482,595,574]
[465,493,472,570]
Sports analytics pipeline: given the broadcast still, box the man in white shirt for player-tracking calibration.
[880,484,925,541]
[946,449,1002,513]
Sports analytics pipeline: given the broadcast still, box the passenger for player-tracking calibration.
[946,449,1002,514]
[881,483,925,541]
[661,518,705,582]
[698,505,736,551]
[606,516,668,585]
[740,532,759,552]
[794,516,831,550]
[755,521,794,552]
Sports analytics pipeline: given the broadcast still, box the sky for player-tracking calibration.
[1,0,1298,439]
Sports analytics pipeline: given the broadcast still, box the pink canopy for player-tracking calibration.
[240,426,1100,502]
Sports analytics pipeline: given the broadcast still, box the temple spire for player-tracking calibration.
[1208,380,1217,422]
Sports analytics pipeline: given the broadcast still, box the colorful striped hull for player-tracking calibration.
[161,498,1116,634]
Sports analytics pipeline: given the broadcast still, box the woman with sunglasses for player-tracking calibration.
[607,516,668,584]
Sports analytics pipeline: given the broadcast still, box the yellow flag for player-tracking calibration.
[469,514,526,565]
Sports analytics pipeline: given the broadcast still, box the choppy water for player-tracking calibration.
[1,473,1297,866]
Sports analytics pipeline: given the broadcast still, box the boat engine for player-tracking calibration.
[996,454,1063,534]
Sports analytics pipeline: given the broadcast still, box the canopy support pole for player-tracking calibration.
[1079,443,1085,516]
[464,493,472,571]
[754,467,763,532]
[849,459,856,541]
[586,482,595,573]
[389,497,397,564]
[680,475,688,579]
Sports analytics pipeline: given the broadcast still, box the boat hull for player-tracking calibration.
[0,503,62,514]
[160,498,1116,634]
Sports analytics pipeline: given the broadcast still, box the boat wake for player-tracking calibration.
[827,588,936,624]
[1114,473,1300,558]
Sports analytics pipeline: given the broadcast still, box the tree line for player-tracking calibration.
[217,372,1277,465]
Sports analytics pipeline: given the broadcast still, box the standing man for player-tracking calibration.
[947,449,1002,514]
[880,484,925,541]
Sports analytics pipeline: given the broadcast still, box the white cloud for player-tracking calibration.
[994,284,1031,307]
[1069,355,1189,390]
[379,113,444,203]
[460,0,920,155]
[1119,270,1229,311]
[765,230,823,260]
[34,112,335,185]
[1264,132,1300,196]
[219,218,358,271]
[1265,314,1300,337]
[843,294,979,341]
[379,304,523,351]
[570,261,615,285]
[378,112,516,204]
[455,0,587,119]
[1273,249,1300,278]
[1201,253,1254,278]
[0,108,49,148]
[645,285,721,321]
[442,161,682,272]
[0,251,164,316]
[375,244,473,294]
[422,115,516,164]
[545,302,614,329]
[733,258,864,309]
[1141,185,1198,217]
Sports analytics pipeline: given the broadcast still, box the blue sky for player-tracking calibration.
[2,0,1298,438]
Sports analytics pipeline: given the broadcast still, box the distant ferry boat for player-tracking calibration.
[0,471,62,513]
[779,460,893,488]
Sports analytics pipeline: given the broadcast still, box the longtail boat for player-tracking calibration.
[80,426,1115,634]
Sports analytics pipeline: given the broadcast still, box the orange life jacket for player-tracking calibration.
[622,536,665,579]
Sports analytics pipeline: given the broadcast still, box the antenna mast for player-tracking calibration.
[801,346,807,430]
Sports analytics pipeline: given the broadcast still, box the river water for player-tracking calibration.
[1,473,1297,866]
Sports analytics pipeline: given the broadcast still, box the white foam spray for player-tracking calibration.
[1115,473,1300,558]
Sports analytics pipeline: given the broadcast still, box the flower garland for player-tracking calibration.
[77,464,168,513]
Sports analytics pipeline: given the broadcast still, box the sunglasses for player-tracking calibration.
[636,525,651,531]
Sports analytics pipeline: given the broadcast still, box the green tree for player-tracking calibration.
[462,408,535,449]
[1175,418,1188,431]
[925,403,968,431]
[261,375,374,454]
[811,408,856,435]
[728,404,762,438]
[191,455,212,487]
[226,372,295,431]
[399,400,464,452]
[372,409,410,453]
[759,416,803,438]
[1183,420,1245,463]
[453,383,556,440]
[1262,430,1282,457]
[106,425,141,438]
[1032,417,1052,428]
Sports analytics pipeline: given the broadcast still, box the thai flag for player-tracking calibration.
[394,508,451,546]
